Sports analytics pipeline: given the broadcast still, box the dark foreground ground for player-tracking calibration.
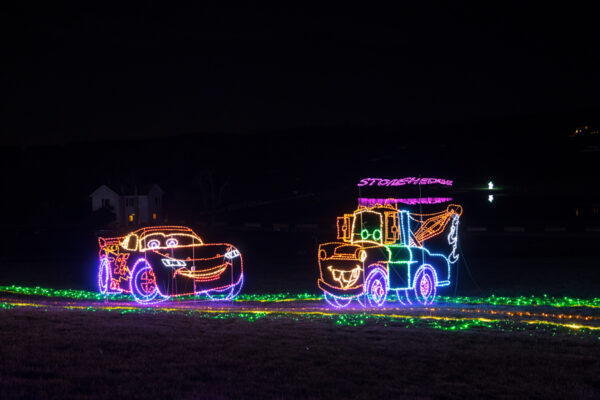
[1,307,599,399]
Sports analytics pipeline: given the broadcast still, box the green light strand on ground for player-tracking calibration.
[66,305,600,337]
[437,294,600,308]
[0,285,130,301]
[2,285,600,309]
[1,297,599,338]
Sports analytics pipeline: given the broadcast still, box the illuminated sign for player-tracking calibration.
[357,177,453,187]
[358,197,453,207]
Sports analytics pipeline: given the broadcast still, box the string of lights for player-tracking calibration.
[2,297,599,338]
[4,285,600,309]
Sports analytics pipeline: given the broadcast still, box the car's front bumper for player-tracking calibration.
[164,259,242,296]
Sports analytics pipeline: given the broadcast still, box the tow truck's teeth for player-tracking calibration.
[329,265,361,289]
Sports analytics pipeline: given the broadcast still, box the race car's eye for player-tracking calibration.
[166,238,178,247]
[148,239,160,249]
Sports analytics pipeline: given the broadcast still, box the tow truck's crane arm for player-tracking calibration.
[409,204,462,246]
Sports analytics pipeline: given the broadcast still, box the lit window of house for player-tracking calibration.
[129,214,135,223]
[152,213,157,220]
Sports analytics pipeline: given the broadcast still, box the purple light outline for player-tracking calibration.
[358,177,453,187]
[97,256,122,295]
[323,292,354,308]
[200,273,245,301]
[364,266,388,307]
[358,197,453,207]
[407,265,438,306]
[130,258,170,304]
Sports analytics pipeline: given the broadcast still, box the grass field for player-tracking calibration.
[1,290,600,399]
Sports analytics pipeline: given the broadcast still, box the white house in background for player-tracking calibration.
[90,184,164,226]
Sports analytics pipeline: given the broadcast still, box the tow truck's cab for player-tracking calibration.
[318,203,461,308]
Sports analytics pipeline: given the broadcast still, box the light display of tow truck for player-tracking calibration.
[318,201,462,307]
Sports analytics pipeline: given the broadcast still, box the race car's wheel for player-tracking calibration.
[205,274,244,301]
[323,292,352,308]
[98,257,110,294]
[363,266,388,307]
[404,265,437,305]
[130,259,168,304]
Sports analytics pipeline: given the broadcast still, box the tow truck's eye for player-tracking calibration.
[148,239,160,249]
[372,229,382,241]
[360,229,381,240]
[166,238,178,247]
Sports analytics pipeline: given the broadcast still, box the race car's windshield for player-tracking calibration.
[140,232,203,251]
[352,211,383,243]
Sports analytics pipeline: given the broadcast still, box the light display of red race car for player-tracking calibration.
[97,226,243,304]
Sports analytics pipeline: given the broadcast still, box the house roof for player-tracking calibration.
[90,184,163,197]
[131,225,193,236]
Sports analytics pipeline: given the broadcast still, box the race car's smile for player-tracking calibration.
[174,264,229,282]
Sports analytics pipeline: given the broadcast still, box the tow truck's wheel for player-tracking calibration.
[130,259,168,304]
[98,257,111,294]
[395,290,412,305]
[404,265,437,305]
[323,292,352,308]
[206,274,244,301]
[363,266,388,307]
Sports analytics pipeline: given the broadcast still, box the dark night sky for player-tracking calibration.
[1,3,598,144]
